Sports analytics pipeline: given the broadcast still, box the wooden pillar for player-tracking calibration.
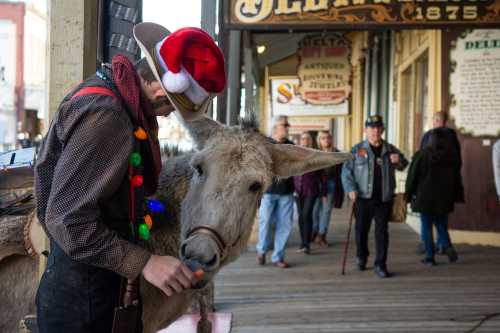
[201,0,217,118]
[46,0,98,122]
[226,30,241,125]
[243,30,254,117]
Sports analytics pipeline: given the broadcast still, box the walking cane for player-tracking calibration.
[341,201,356,275]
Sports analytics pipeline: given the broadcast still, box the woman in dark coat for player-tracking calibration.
[294,132,325,254]
[405,127,464,265]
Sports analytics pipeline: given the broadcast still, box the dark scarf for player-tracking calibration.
[111,55,161,195]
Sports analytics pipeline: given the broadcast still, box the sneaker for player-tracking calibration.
[356,257,366,271]
[446,247,458,263]
[256,254,265,266]
[273,260,290,269]
[373,265,391,278]
[420,258,437,266]
[296,247,307,253]
[318,235,329,248]
[297,247,310,254]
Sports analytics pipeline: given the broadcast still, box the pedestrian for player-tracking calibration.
[342,115,408,278]
[493,139,500,203]
[294,131,324,254]
[312,131,344,247]
[256,115,294,268]
[405,127,464,265]
[35,23,225,332]
[417,111,463,255]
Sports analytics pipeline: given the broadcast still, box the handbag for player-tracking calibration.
[390,193,407,223]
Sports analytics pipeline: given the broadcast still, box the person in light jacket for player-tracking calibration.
[342,115,408,278]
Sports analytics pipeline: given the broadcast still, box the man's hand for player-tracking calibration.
[348,191,357,202]
[142,255,197,297]
[390,153,400,165]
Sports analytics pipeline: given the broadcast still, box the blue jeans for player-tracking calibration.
[420,214,452,251]
[313,180,335,236]
[420,214,451,260]
[256,193,294,263]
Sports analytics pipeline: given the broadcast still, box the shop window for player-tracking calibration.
[400,51,429,156]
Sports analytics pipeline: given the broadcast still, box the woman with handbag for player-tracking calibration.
[405,127,464,266]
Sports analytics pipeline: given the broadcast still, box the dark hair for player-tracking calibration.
[426,128,459,165]
[134,58,157,84]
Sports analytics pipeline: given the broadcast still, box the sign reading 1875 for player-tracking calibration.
[228,0,500,28]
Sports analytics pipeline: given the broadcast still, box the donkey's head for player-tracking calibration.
[178,115,352,287]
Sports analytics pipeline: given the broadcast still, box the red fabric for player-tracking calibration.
[159,27,226,93]
[112,55,161,196]
[72,86,116,100]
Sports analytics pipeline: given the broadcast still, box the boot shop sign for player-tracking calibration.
[228,0,500,29]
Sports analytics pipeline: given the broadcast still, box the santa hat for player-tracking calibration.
[133,23,226,121]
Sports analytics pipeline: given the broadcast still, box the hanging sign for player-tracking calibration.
[297,34,351,105]
[450,29,500,137]
[228,0,500,29]
[271,77,348,117]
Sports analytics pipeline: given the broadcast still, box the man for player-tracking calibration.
[256,115,294,268]
[342,115,408,278]
[494,140,500,203]
[417,111,463,255]
[35,23,226,332]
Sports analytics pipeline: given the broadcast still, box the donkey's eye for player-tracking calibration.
[194,164,203,176]
[249,181,262,193]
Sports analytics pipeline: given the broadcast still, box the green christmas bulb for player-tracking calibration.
[138,223,150,241]
[130,152,142,167]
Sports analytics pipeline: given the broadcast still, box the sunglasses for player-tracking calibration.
[279,123,291,128]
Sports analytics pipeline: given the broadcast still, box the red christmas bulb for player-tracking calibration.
[131,175,143,187]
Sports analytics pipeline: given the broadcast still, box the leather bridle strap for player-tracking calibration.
[186,226,240,261]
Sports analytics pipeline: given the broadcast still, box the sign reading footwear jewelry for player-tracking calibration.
[228,0,500,29]
[450,29,500,137]
[271,77,348,116]
[297,34,351,105]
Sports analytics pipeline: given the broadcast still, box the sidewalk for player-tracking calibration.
[214,205,500,332]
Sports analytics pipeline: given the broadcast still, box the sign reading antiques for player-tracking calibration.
[297,34,351,105]
[271,78,349,117]
[229,0,500,28]
[450,29,500,137]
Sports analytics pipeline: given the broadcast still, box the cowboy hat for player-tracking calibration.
[133,22,226,121]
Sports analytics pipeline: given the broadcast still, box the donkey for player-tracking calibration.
[140,115,352,333]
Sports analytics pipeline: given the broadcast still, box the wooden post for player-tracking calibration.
[226,30,241,126]
[243,30,255,118]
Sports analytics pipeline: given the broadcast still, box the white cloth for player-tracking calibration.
[493,140,500,199]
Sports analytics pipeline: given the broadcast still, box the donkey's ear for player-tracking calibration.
[267,143,353,178]
[180,114,223,150]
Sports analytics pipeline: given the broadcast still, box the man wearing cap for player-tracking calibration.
[342,115,408,278]
[35,22,225,332]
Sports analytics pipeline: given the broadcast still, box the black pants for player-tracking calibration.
[296,196,316,249]
[354,199,393,268]
[36,242,123,333]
